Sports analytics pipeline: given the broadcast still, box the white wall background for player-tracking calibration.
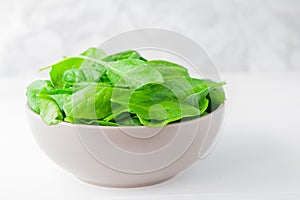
[0,0,300,77]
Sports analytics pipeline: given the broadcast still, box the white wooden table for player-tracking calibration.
[1,73,299,200]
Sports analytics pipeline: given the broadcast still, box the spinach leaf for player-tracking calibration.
[48,57,86,88]
[135,102,200,127]
[117,116,143,126]
[183,80,225,113]
[197,80,226,112]
[62,63,106,84]
[103,103,130,122]
[27,48,226,127]
[187,78,211,93]
[38,96,63,125]
[80,47,106,60]
[63,84,114,120]
[47,55,105,89]
[206,85,226,112]
[26,80,54,113]
[106,59,164,89]
[145,60,190,79]
[64,116,118,126]
[39,93,70,111]
[159,77,197,101]
[112,83,200,126]
[49,56,158,89]
[65,115,141,126]
[102,50,146,62]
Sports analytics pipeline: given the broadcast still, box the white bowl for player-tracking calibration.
[27,104,225,188]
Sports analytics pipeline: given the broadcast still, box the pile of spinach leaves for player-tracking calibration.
[26,48,226,127]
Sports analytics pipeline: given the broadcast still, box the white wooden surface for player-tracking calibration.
[0,73,299,200]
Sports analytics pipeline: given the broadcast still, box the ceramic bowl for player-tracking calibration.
[27,104,225,188]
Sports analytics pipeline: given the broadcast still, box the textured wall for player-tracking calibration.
[0,0,300,77]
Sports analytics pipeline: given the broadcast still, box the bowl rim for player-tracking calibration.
[26,102,224,129]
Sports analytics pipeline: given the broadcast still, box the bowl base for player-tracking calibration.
[77,175,176,188]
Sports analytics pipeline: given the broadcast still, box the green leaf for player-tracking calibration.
[62,63,106,84]
[136,102,200,127]
[63,84,114,120]
[47,49,158,90]
[145,60,190,79]
[117,116,143,126]
[103,102,129,122]
[64,116,118,126]
[187,78,211,93]
[49,57,86,88]
[159,77,197,101]
[48,56,106,89]
[206,82,226,112]
[198,97,209,114]
[40,93,70,111]
[26,80,54,113]
[183,80,225,113]
[200,80,226,112]
[80,47,106,60]
[42,48,105,88]
[112,83,200,126]
[106,59,164,89]
[38,96,63,125]
[27,48,226,127]
[102,50,146,62]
